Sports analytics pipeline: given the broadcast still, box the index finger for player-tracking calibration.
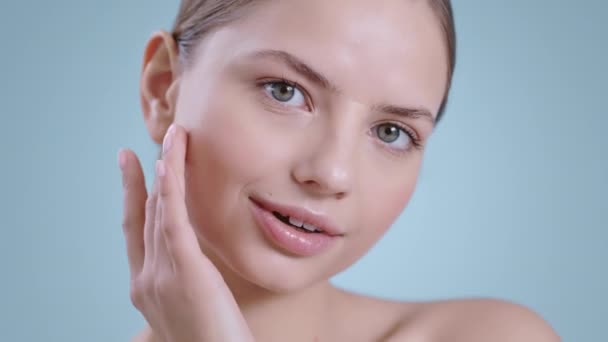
[118,148,147,278]
[161,124,187,195]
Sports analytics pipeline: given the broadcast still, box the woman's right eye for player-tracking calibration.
[263,81,307,108]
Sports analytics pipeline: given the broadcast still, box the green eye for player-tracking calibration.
[268,82,295,102]
[376,124,401,143]
[373,123,414,151]
[263,81,306,107]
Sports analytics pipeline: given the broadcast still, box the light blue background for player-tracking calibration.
[0,1,605,341]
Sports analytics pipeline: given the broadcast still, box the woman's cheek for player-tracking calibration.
[355,160,421,244]
[183,98,304,231]
[211,112,296,178]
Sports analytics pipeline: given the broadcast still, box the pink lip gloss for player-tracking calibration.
[248,199,339,257]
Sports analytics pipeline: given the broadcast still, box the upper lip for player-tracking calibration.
[250,195,344,236]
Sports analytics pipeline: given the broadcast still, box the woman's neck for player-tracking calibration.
[138,283,337,342]
[208,251,339,341]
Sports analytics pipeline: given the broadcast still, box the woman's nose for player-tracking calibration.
[290,132,356,200]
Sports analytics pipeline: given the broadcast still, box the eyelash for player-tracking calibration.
[256,77,312,111]
[373,122,424,155]
[257,78,424,154]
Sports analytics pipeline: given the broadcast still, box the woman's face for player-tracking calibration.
[172,0,448,291]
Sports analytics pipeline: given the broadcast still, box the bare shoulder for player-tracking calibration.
[386,298,561,342]
[327,288,425,341]
[130,294,560,342]
[131,325,155,342]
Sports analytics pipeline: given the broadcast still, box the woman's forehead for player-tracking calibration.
[194,0,449,116]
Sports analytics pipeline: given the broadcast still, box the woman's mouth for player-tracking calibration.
[249,195,344,236]
[248,195,343,257]
[271,211,324,233]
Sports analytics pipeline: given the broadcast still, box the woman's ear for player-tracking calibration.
[140,30,181,144]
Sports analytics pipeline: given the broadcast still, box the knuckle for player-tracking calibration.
[129,279,146,310]
[140,273,155,293]
[160,220,176,241]
[153,274,173,296]
[121,217,137,233]
[145,196,156,212]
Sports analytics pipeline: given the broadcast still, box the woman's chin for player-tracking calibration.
[192,212,349,295]
[211,242,337,295]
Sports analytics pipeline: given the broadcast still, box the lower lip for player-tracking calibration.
[249,199,338,257]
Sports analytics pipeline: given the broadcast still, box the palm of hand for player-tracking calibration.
[118,124,254,342]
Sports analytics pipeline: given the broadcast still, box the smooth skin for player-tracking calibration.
[119,0,561,340]
[119,127,254,342]
[120,127,560,342]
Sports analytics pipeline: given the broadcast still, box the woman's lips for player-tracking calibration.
[249,196,344,237]
[248,196,342,257]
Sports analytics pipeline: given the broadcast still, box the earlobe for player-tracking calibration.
[140,30,181,144]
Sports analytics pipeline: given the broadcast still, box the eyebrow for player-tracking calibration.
[247,49,436,126]
[247,49,340,92]
[373,104,436,126]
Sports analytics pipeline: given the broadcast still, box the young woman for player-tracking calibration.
[117,0,560,340]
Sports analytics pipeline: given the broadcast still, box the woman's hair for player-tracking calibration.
[170,0,456,123]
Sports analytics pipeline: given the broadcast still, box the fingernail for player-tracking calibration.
[156,160,166,177]
[163,124,175,154]
[118,149,127,170]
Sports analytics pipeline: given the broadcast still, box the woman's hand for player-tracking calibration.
[118,124,254,342]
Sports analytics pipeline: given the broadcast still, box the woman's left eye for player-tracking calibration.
[374,123,413,150]
[263,81,306,107]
